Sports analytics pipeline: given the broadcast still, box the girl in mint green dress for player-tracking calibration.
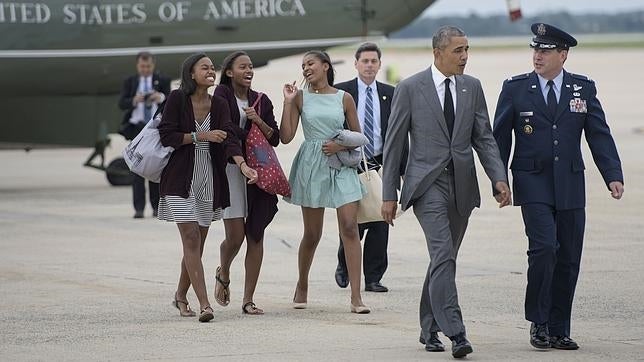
[280,51,370,314]
[284,86,365,207]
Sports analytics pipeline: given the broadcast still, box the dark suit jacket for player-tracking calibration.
[158,90,242,211]
[493,70,623,210]
[118,73,171,140]
[335,78,407,176]
[213,84,280,242]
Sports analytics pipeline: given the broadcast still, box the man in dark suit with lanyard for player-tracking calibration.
[118,51,171,218]
[493,23,624,350]
[334,43,406,293]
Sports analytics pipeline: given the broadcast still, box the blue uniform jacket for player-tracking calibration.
[493,70,623,210]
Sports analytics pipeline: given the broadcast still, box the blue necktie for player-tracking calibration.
[547,80,557,118]
[364,86,375,159]
[143,77,152,122]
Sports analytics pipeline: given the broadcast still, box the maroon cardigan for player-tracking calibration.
[213,85,280,242]
[158,89,242,211]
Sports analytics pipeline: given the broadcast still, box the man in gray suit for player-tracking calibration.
[381,26,512,358]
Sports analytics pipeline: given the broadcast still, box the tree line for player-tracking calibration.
[391,11,644,38]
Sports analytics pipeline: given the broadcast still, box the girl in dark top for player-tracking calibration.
[212,51,280,315]
[157,53,258,322]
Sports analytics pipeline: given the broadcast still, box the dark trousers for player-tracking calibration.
[132,173,159,212]
[521,203,585,337]
[337,220,389,284]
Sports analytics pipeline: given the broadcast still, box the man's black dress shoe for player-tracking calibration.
[421,332,445,352]
[133,211,144,219]
[365,282,388,292]
[530,322,550,349]
[334,267,348,288]
[550,335,579,350]
[449,333,473,358]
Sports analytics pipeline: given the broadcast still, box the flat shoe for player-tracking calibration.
[242,301,264,315]
[364,282,388,293]
[334,267,348,288]
[450,333,473,358]
[424,332,445,352]
[530,322,550,349]
[198,306,214,323]
[292,287,307,309]
[550,335,579,350]
[214,266,230,307]
[350,304,371,314]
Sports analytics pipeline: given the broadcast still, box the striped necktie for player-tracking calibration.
[364,86,375,159]
[143,77,152,122]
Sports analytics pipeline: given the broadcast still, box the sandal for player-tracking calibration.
[242,301,264,315]
[172,294,196,317]
[199,306,214,323]
[214,266,230,307]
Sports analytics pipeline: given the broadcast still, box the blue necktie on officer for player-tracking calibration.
[364,86,375,159]
[547,80,557,118]
[143,77,152,122]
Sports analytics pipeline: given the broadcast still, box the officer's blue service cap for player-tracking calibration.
[530,23,578,50]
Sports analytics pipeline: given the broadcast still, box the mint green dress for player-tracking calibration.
[284,90,365,208]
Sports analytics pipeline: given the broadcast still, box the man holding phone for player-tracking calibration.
[118,51,171,218]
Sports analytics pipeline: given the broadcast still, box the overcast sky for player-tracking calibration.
[423,0,644,17]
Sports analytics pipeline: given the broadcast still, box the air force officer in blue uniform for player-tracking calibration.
[493,23,624,350]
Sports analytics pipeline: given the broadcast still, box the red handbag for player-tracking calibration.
[245,94,291,197]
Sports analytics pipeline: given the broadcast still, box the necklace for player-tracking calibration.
[312,85,328,93]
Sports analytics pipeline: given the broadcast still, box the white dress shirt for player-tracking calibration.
[357,78,383,156]
[129,75,159,124]
[431,65,457,114]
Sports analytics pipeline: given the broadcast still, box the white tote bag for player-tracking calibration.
[122,114,174,183]
[356,150,403,224]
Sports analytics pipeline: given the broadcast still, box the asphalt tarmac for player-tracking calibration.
[1,45,643,361]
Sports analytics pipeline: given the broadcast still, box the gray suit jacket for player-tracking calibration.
[382,67,507,216]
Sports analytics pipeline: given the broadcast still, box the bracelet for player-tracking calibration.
[191,132,198,144]
[239,161,246,168]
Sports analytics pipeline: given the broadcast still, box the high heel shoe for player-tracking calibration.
[292,290,307,309]
[350,304,371,314]
[172,293,196,317]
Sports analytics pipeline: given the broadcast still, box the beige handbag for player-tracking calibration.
[356,150,402,224]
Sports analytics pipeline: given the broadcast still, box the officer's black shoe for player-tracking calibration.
[334,266,348,288]
[423,332,445,352]
[550,335,579,350]
[530,322,551,349]
[365,282,388,292]
[133,211,144,219]
[449,333,473,358]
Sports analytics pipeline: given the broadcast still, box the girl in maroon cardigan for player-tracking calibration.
[157,53,258,322]
[212,51,280,315]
